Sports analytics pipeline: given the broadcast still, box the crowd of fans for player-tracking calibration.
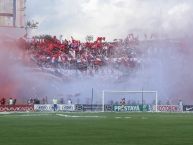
[26,34,140,72]
[0,97,16,105]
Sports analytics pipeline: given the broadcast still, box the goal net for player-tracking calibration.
[102,90,158,112]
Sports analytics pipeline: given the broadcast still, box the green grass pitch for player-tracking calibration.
[0,112,193,145]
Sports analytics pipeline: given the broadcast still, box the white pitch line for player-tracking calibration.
[124,117,132,119]
[0,113,53,117]
[115,117,121,119]
[56,114,106,118]
[0,112,12,115]
[141,117,148,119]
[115,116,132,119]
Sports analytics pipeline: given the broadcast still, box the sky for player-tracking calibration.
[26,0,193,41]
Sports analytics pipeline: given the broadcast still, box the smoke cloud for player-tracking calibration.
[26,0,193,40]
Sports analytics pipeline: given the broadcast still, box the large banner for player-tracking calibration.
[183,105,193,112]
[113,105,150,112]
[34,104,75,112]
[153,105,179,112]
[0,105,34,112]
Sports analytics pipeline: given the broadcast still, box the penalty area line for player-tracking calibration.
[56,114,106,118]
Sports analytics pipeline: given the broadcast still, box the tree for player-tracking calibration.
[25,20,39,38]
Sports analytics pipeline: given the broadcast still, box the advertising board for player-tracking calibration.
[183,105,193,112]
[113,105,149,112]
[153,105,179,112]
[34,104,75,111]
[0,105,34,112]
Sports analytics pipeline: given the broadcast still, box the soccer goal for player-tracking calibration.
[102,90,158,112]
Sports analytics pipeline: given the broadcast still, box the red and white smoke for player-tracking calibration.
[0,33,22,99]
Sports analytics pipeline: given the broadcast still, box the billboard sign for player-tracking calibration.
[34,104,75,112]
[0,105,34,112]
[183,105,193,112]
[113,105,150,112]
[153,105,179,112]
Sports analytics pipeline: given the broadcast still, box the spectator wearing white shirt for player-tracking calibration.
[53,98,58,111]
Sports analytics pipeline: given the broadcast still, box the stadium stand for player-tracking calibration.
[26,34,140,73]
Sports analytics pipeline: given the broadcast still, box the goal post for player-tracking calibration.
[102,90,158,112]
